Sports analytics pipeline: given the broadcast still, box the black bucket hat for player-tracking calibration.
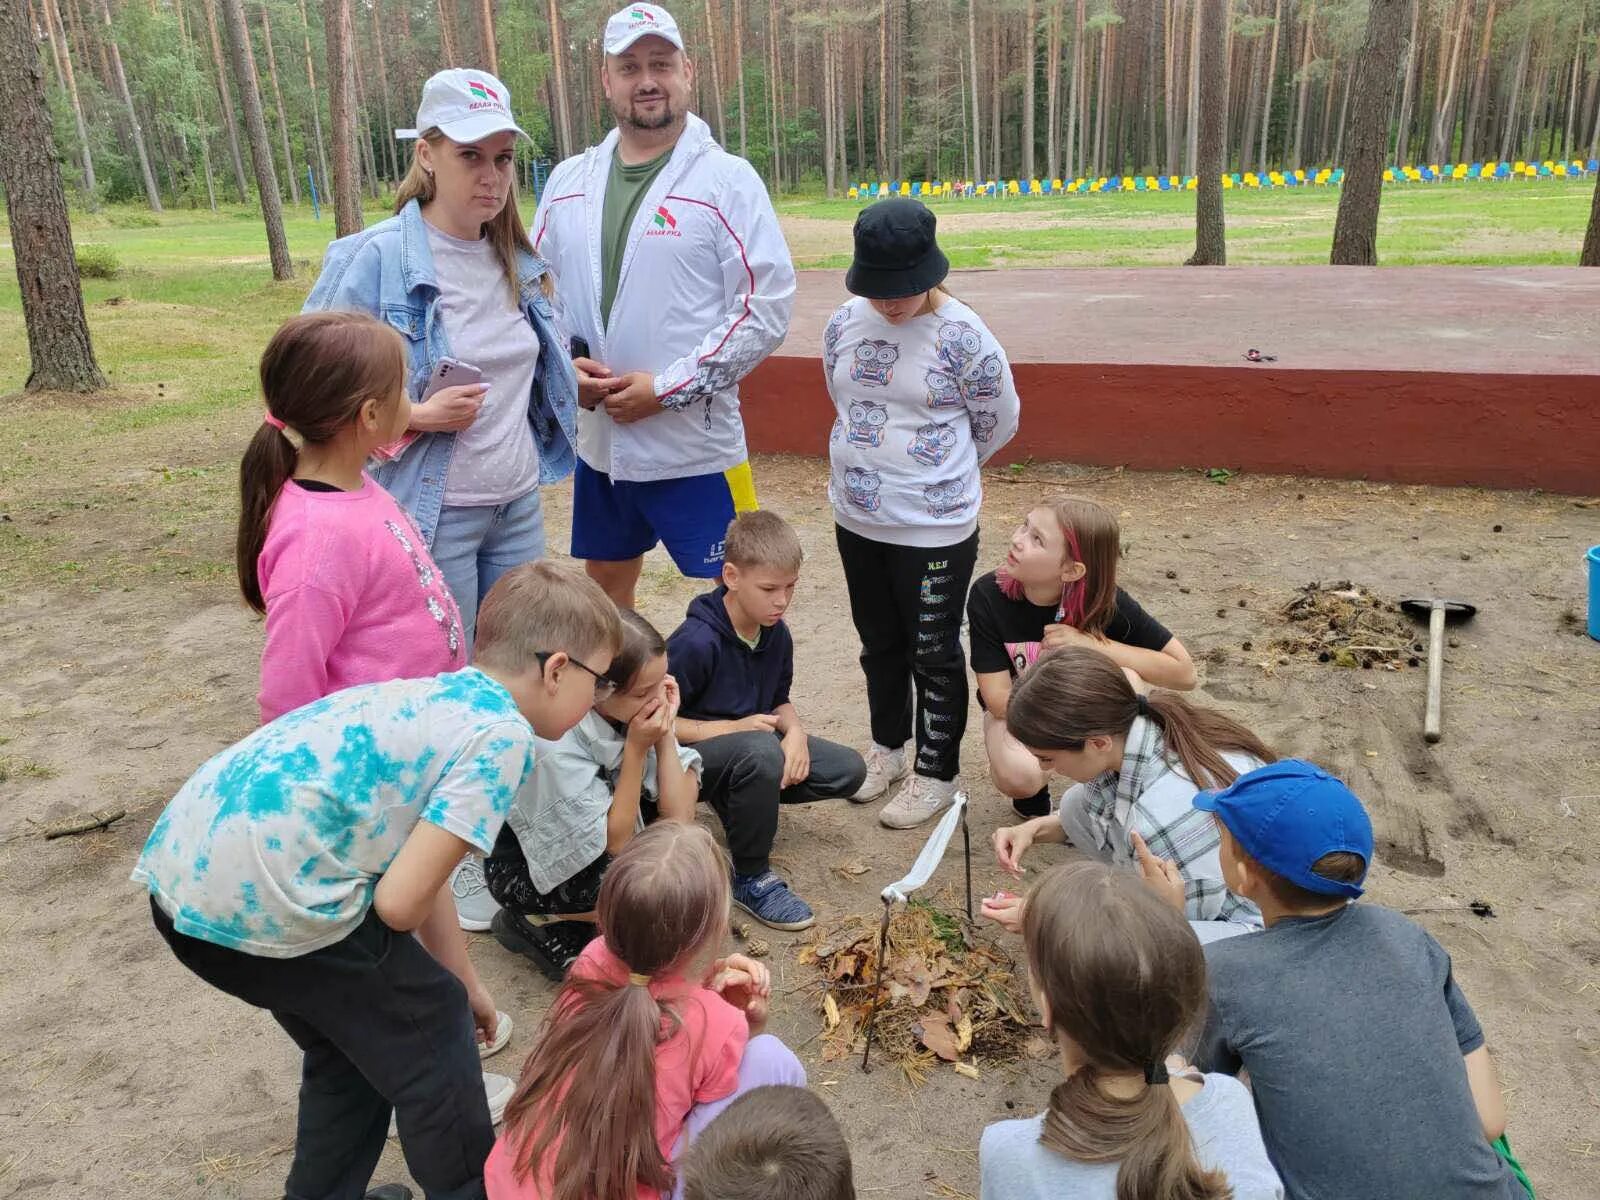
[846,197,950,300]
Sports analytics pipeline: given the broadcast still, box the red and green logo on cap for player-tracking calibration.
[630,7,656,21]
[651,205,677,230]
[467,79,500,103]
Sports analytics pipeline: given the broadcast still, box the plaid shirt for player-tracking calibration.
[1069,716,1262,927]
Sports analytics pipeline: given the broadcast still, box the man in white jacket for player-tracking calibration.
[533,3,797,609]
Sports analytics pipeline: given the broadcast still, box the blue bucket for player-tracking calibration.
[1589,545,1600,641]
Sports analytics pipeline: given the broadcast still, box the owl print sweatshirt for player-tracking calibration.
[823,295,1021,548]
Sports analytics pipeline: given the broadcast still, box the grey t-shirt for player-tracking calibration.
[1194,904,1524,1200]
[424,221,541,507]
[979,1073,1283,1200]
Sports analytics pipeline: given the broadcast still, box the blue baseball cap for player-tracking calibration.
[1194,760,1373,898]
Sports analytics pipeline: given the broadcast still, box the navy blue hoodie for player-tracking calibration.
[666,586,793,721]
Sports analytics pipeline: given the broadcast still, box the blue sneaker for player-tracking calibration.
[732,870,815,931]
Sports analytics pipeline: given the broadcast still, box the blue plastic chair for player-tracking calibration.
[1157,176,1171,192]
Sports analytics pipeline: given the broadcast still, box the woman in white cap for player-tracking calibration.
[305,70,579,934]
[306,69,579,650]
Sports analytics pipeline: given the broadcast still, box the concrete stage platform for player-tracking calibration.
[742,267,1600,494]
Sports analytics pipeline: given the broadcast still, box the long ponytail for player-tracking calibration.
[1024,861,1232,1200]
[1005,646,1275,789]
[236,312,408,612]
[503,822,731,1200]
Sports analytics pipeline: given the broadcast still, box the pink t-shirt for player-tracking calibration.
[484,939,748,1200]
[256,476,465,723]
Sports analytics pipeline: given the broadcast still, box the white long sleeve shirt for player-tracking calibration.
[532,113,797,483]
[825,295,1021,547]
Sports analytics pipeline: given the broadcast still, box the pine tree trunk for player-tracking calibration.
[968,0,982,181]
[1067,0,1082,179]
[546,0,571,159]
[201,0,249,199]
[1582,172,1600,264]
[1498,28,1530,162]
[436,0,457,65]
[1186,0,1226,265]
[371,0,397,185]
[296,0,329,196]
[1331,0,1410,265]
[767,0,781,190]
[1045,0,1062,179]
[1428,0,1468,164]
[1240,29,1264,175]
[1290,1,1313,169]
[44,0,96,202]
[323,0,361,234]
[220,0,291,278]
[1564,11,1585,161]
[1258,0,1281,174]
[0,0,107,390]
[1393,0,1419,162]
[822,8,835,197]
[703,0,725,143]
[1333,57,1353,163]
[478,0,496,74]
[1460,0,1496,165]
[1022,0,1036,179]
[991,9,1002,180]
[1185,0,1201,176]
[176,0,218,209]
[733,0,746,158]
[259,0,300,205]
[351,15,379,200]
[95,0,162,210]
[1318,59,1339,166]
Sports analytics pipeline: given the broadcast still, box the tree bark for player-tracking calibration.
[733,0,746,158]
[546,0,571,159]
[968,0,982,181]
[1258,0,1281,174]
[220,0,292,278]
[1022,0,1036,179]
[1240,25,1264,175]
[370,0,397,185]
[176,0,218,209]
[1185,0,1201,176]
[1290,0,1313,169]
[323,0,361,234]
[767,0,781,190]
[992,8,1004,180]
[478,0,496,74]
[1428,0,1469,164]
[1564,10,1586,161]
[1067,0,1083,179]
[1187,0,1226,265]
[296,0,329,196]
[1498,27,1530,163]
[822,6,835,197]
[1582,173,1600,265]
[1045,0,1062,180]
[95,0,162,210]
[436,0,458,65]
[44,0,95,202]
[201,0,250,199]
[1331,0,1409,265]
[1460,0,1495,165]
[0,0,107,390]
[1393,0,1419,163]
[703,0,725,143]
[259,0,300,204]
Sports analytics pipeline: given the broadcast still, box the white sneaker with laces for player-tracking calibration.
[878,774,960,829]
[851,744,909,803]
[450,857,498,932]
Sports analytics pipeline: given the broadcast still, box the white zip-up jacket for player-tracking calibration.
[531,114,797,483]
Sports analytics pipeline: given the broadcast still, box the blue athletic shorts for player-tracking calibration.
[571,459,759,577]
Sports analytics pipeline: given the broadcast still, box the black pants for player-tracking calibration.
[151,899,491,1200]
[695,731,867,876]
[835,524,979,782]
[483,823,610,915]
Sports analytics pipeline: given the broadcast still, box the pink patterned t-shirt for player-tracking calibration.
[256,476,465,723]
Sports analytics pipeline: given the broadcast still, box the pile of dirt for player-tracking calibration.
[796,902,1041,1083]
[1270,580,1422,669]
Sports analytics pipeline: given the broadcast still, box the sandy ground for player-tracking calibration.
[2,454,1598,1199]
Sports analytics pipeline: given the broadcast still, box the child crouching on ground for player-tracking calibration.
[132,562,620,1200]
[681,1085,856,1200]
[668,511,866,931]
[486,821,805,1200]
[1185,760,1531,1200]
[485,607,701,981]
[980,860,1282,1200]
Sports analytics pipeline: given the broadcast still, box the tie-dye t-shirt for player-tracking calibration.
[132,667,533,958]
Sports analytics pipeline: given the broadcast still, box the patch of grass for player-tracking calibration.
[75,245,120,280]
[0,754,58,783]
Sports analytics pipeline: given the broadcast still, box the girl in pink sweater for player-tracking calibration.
[239,311,466,724]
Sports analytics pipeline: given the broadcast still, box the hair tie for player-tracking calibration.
[627,972,651,988]
[1144,1061,1170,1086]
[1135,693,1151,717]
[263,412,287,432]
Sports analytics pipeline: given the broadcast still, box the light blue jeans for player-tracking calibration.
[431,488,547,648]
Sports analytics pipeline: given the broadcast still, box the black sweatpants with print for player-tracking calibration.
[835,524,979,782]
[483,823,611,916]
[151,899,491,1200]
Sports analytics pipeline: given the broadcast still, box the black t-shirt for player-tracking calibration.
[966,570,1173,681]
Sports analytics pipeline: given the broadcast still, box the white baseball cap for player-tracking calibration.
[411,68,528,143]
[603,4,684,55]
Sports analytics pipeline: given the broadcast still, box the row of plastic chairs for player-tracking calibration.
[847,158,1597,200]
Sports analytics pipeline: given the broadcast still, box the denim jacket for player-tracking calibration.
[303,199,579,546]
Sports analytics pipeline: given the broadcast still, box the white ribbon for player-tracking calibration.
[881,792,968,905]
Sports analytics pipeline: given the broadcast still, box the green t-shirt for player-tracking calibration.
[600,146,672,328]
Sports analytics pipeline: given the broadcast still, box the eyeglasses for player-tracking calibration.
[535,651,618,702]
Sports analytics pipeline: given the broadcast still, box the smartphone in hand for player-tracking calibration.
[421,356,484,401]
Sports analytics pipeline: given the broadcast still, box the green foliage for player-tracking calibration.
[75,245,121,280]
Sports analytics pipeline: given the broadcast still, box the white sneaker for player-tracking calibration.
[851,744,909,803]
[450,857,498,932]
[479,1010,512,1059]
[389,1071,516,1139]
[879,774,960,829]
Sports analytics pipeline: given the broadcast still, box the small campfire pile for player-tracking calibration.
[1270,581,1421,669]
[796,902,1040,1083]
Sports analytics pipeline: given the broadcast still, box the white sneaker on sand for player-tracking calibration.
[450,857,498,932]
[879,774,960,829]
[389,1071,515,1140]
[479,1010,512,1059]
[851,744,909,803]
